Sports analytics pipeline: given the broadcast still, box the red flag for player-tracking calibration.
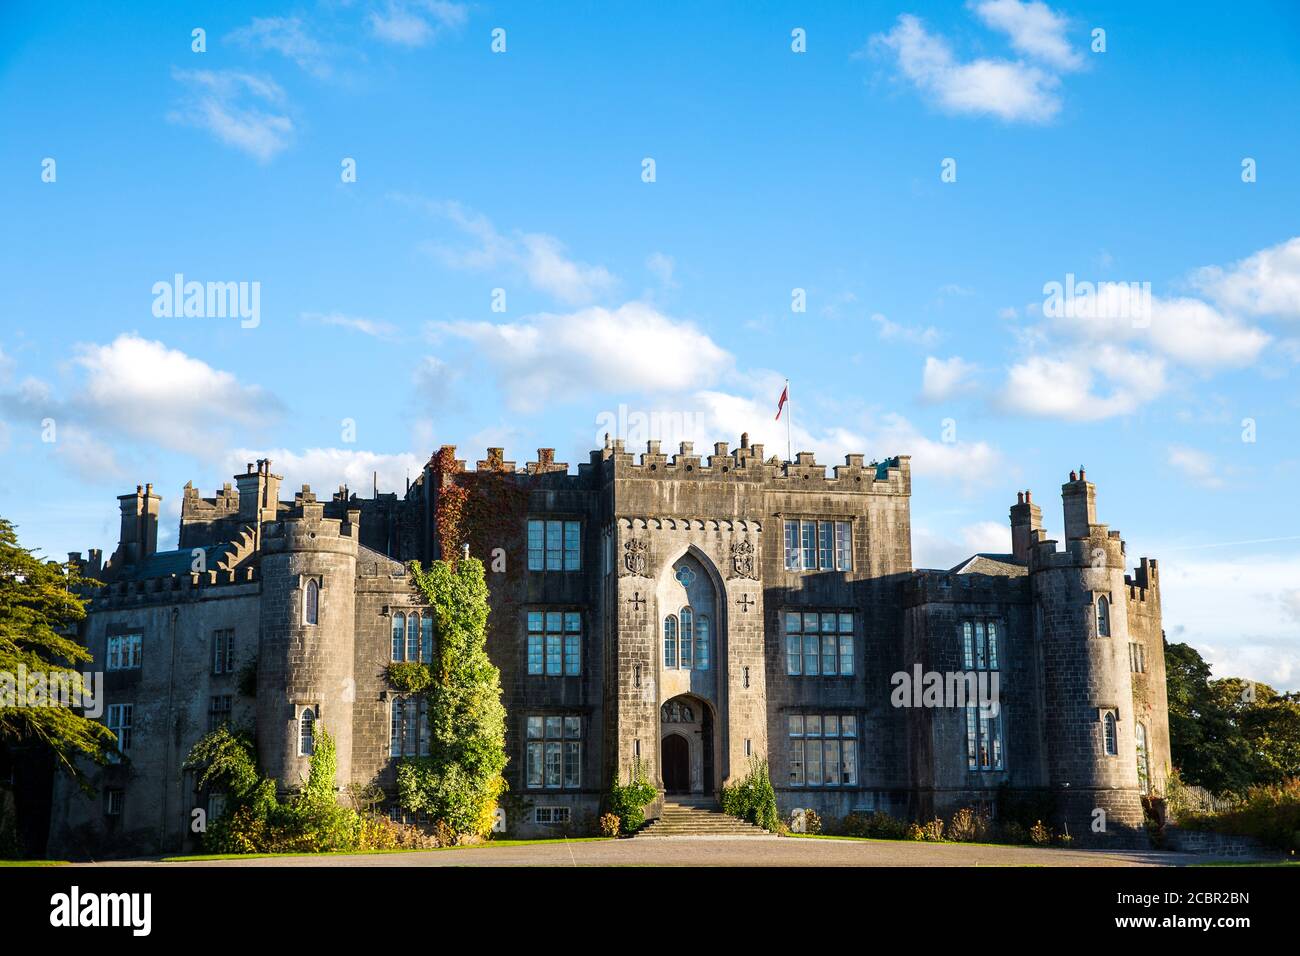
[775,384,788,421]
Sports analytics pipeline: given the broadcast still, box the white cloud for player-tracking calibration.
[303,311,399,339]
[411,199,618,305]
[224,447,425,499]
[0,335,279,469]
[228,17,332,79]
[1191,236,1300,319]
[433,303,731,411]
[998,349,1166,421]
[1041,284,1271,370]
[871,312,942,348]
[1166,445,1226,490]
[168,69,293,162]
[870,14,1063,122]
[920,355,978,402]
[69,335,277,454]
[970,0,1083,71]
[368,0,467,47]
[913,520,1012,570]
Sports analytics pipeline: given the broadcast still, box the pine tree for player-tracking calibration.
[0,517,115,783]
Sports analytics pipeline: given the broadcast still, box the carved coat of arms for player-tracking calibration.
[731,539,757,579]
[623,538,648,576]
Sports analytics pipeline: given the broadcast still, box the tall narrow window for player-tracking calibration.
[304,579,319,625]
[784,520,801,570]
[299,707,316,756]
[663,615,678,669]
[421,615,434,663]
[1135,722,1150,793]
[1103,711,1118,756]
[563,612,581,676]
[834,521,852,570]
[1096,595,1111,637]
[391,612,406,661]
[406,613,420,662]
[963,619,1004,771]
[679,607,693,669]
[800,521,816,572]
[818,521,834,571]
[695,614,711,670]
[107,703,133,761]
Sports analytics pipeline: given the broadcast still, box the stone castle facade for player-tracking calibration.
[47,434,1170,856]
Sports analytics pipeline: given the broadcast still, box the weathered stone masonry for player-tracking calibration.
[47,441,1170,856]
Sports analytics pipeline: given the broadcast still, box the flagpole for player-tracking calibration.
[785,378,792,464]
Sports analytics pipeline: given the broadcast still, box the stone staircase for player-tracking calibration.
[636,797,771,838]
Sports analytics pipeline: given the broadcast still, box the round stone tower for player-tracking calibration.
[256,487,360,795]
[1031,470,1144,844]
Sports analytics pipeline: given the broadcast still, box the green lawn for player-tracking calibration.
[162,836,613,862]
[0,859,70,867]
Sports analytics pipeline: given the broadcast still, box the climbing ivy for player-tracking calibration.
[396,557,508,837]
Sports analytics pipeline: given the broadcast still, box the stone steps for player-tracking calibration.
[636,801,771,838]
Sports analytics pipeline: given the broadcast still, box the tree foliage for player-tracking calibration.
[1166,639,1300,795]
[0,517,115,783]
[396,557,508,838]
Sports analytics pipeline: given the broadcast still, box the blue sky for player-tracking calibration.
[1,1,1298,687]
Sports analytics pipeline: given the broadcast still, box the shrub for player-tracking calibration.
[842,811,909,840]
[720,757,779,832]
[905,822,925,841]
[947,807,990,842]
[804,808,823,835]
[999,821,1029,845]
[607,761,657,835]
[1179,776,1300,850]
[599,813,621,838]
[922,817,945,841]
[1029,820,1051,845]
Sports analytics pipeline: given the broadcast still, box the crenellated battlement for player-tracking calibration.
[92,566,259,609]
[904,569,1030,607]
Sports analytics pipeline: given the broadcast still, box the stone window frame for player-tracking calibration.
[390,695,430,758]
[302,576,321,626]
[781,517,854,573]
[298,704,318,757]
[104,788,124,817]
[1128,641,1147,673]
[211,628,236,675]
[1095,593,1111,637]
[106,630,143,671]
[106,702,133,762]
[525,608,583,677]
[389,607,435,663]
[523,714,583,791]
[783,609,855,677]
[961,618,1005,772]
[526,517,582,572]
[786,712,859,788]
[534,806,572,826]
[208,694,233,732]
[1099,707,1120,757]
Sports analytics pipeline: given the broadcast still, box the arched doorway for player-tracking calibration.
[662,733,689,794]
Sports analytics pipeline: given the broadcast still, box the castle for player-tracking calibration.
[47,434,1170,856]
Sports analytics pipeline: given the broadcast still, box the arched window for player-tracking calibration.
[663,615,678,668]
[421,615,434,663]
[1135,723,1150,793]
[1103,711,1118,756]
[679,607,693,668]
[391,612,406,661]
[304,579,319,625]
[695,614,711,670]
[299,707,316,756]
[1096,595,1111,637]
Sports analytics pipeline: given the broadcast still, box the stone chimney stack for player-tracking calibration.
[116,483,162,564]
[1010,489,1042,561]
[235,459,282,547]
[1061,466,1096,540]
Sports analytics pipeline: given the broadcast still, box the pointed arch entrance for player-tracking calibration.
[660,694,714,795]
